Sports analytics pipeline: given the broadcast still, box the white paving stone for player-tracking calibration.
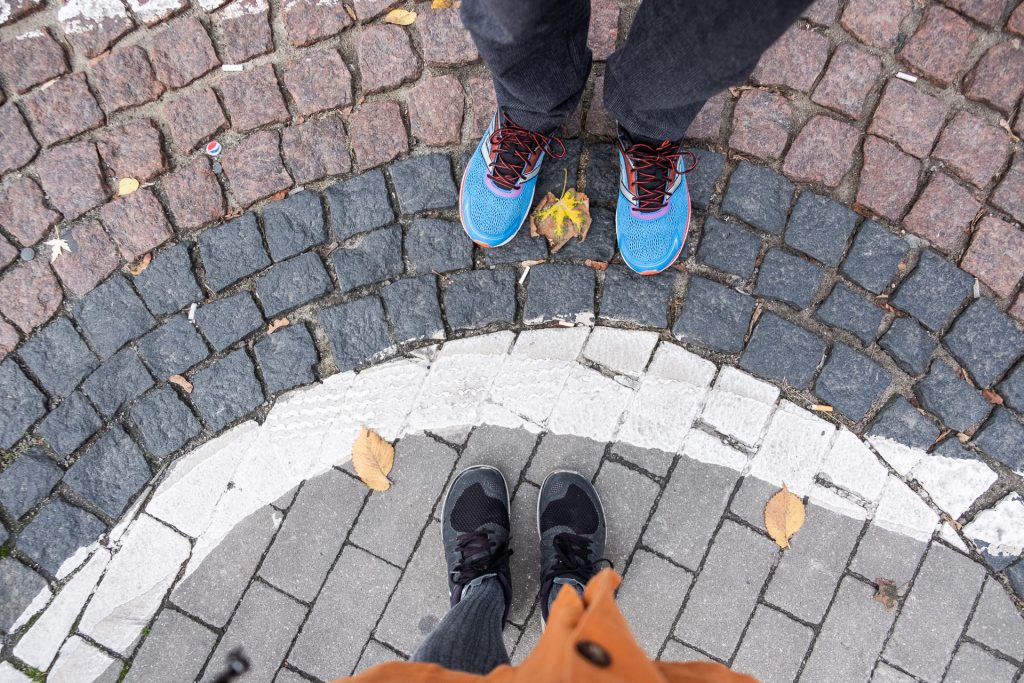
[548,364,634,442]
[14,549,110,671]
[700,367,779,447]
[746,401,835,495]
[0,662,31,682]
[909,454,996,519]
[873,476,940,542]
[648,342,717,387]
[78,515,191,655]
[867,435,926,476]
[512,327,589,361]
[437,331,514,357]
[616,376,705,452]
[679,429,749,472]
[819,430,889,504]
[582,327,659,377]
[341,359,426,440]
[146,420,260,538]
[807,484,868,520]
[939,522,969,553]
[407,351,506,431]
[490,356,574,424]
[48,636,118,683]
[963,493,1024,566]
[9,582,51,634]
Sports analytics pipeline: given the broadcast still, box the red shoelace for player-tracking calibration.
[487,116,566,191]
[624,141,698,212]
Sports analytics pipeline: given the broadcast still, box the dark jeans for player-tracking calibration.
[460,0,813,140]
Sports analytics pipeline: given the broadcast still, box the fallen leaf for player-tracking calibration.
[384,8,416,24]
[431,0,451,7]
[267,317,290,334]
[873,578,899,611]
[224,206,244,219]
[344,3,356,19]
[764,484,805,550]
[44,235,72,263]
[810,404,833,412]
[998,118,1021,142]
[269,189,289,201]
[117,177,140,196]
[529,185,592,252]
[169,375,193,393]
[957,432,970,443]
[584,259,608,271]
[127,253,152,276]
[352,426,395,491]
[982,389,1004,405]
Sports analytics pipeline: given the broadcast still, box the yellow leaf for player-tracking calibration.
[117,177,140,196]
[384,8,416,24]
[431,0,451,7]
[764,484,805,549]
[529,187,592,252]
[352,426,395,491]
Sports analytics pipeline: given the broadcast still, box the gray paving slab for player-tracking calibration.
[799,576,897,683]
[643,458,740,571]
[259,469,365,602]
[376,520,450,656]
[942,642,1018,683]
[732,605,814,683]
[203,582,306,683]
[593,460,661,567]
[870,663,917,682]
[728,476,777,532]
[764,502,863,623]
[611,442,675,478]
[511,608,542,665]
[171,506,280,628]
[660,639,715,663]
[349,435,456,567]
[617,549,693,658]
[524,433,605,485]
[459,425,538,486]
[124,609,217,683]
[508,482,540,626]
[288,545,401,680]
[966,578,1024,662]
[354,640,405,674]
[883,543,987,681]
[849,524,927,587]
[274,669,311,683]
[674,520,778,660]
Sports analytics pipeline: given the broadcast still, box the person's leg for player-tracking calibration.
[460,0,591,133]
[411,466,514,675]
[411,576,510,673]
[605,0,813,141]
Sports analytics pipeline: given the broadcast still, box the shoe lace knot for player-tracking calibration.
[488,115,566,191]
[624,141,698,213]
[451,529,513,585]
[548,532,613,584]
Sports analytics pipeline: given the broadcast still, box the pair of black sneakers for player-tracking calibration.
[441,466,609,626]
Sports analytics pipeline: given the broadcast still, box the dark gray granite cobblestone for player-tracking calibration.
[916,361,991,433]
[254,324,319,395]
[891,250,974,333]
[754,248,825,309]
[133,244,203,316]
[406,218,473,275]
[784,192,858,266]
[944,298,1024,389]
[136,316,209,380]
[697,217,761,279]
[524,264,595,324]
[841,221,911,294]
[442,269,517,330]
[599,267,674,328]
[880,317,936,376]
[389,154,458,215]
[815,343,891,422]
[82,348,155,418]
[63,426,150,518]
[16,499,105,576]
[380,275,444,343]
[37,392,103,460]
[741,312,826,389]
[673,277,755,353]
[195,291,265,352]
[256,252,333,317]
[74,275,157,359]
[190,349,265,431]
[198,213,272,293]
[0,445,61,519]
[721,161,794,234]
[319,295,392,370]
[262,191,326,262]
[331,225,404,293]
[17,317,98,398]
[129,386,202,459]
[482,230,547,266]
[326,170,394,241]
[816,283,886,345]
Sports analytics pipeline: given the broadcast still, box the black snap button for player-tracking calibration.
[576,640,611,667]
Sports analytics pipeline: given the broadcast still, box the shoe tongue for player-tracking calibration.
[490,113,547,187]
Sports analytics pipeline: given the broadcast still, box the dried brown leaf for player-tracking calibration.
[126,253,152,276]
[584,259,608,271]
[267,317,290,334]
[982,388,1004,405]
[269,189,289,202]
[529,188,592,252]
[352,426,395,491]
[344,4,356,19]
[764,484,805,550]
[169,374,193,394]
[873,578,899,611]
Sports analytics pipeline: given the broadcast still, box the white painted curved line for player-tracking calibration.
[8,326,1022,677]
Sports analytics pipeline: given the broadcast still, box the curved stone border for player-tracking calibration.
[2,328,1022,680]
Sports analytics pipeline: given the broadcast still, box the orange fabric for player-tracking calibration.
[337,569,759,683]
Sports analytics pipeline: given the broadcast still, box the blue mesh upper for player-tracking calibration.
[615,176,691,272]
[460,137,540,247]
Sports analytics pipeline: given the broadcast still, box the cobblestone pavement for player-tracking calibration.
[3,332,1024,683]
[2,0,1024,678]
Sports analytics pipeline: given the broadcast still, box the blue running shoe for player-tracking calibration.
[615,127,697,274]
[460,110,564,248]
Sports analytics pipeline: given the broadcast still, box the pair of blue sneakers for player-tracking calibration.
[460,111,696,274]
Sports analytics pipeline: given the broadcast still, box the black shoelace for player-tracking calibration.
[451,529,513,585]
[487,115,566,191]
[544,532,613,585]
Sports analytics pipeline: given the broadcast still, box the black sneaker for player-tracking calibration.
[441,465,514,625]
[538,471,610,624]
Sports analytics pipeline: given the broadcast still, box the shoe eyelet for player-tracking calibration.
[576,640,612,667]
